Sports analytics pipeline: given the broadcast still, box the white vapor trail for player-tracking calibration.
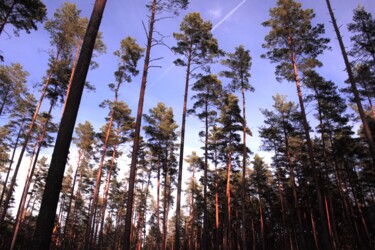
[212,0,247,31]
[145,0,248,92]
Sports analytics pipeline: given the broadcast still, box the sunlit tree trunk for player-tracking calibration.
[0,47,61,224]
[288,36,331,249]
[325,0,375,158]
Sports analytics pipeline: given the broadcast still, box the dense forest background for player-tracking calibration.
[0,0,374,249]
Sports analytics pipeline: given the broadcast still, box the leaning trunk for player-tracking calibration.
[0,47,61,224]
[325,0,375,158]
[32,1,107,248]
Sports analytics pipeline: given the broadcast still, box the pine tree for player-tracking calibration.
[0,0,46,36]
[0,63,29,116]
[348,6,375,68]
[33,0,108,248]
[217,92,248,249]
[221,45,253,249]
[262,1,331,248]
[325,0,375,158]
[143,102,179,250]
[172,12,223,249]
[84,36,142,249]
[124,1,188,248]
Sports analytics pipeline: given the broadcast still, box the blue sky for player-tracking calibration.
[1,0,374,210]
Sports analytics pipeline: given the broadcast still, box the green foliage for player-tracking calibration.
[348,5,375,66]
[0,0,46,36]
[0,63,29,116]
[113,36,144,85]
[262,0,329,82]
[190,74,222,125]
[73,121,96,156]
[172,12,223,74]
[221,45,254,93]
[44,2,82,50]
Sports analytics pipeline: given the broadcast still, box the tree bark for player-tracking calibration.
[32,1,107,248]
[123,0,156,248]
[325,0,375,159]
[11,100,54,250]
[241,86,248,250]
[288,36,331,250]
[0,47,61,224]
[175,40,193,250]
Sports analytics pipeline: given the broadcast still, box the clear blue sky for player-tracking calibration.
[1,0,374,208]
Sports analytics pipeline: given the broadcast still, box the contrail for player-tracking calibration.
[212,0,247,31]
[146,0,248,91]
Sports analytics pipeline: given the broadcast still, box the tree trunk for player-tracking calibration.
[11,100,54,250]
[32,1,107,248]
[62,41,82,115]
[85,76,120,249]
[157,156,161,250]
[282,119,306,250]
[215,158,220,250]
[325,0,375,159]
[62,150,82,248]
[99,145,117,248]
[259,199,265,250]
[0,112,26,206]
[241,86,248,250]
[288,36,331,250]
[226,149,232,250]
[0,47,61,224]
[175,40,193,250]
[123,0,156,248]
[0,85,11,116]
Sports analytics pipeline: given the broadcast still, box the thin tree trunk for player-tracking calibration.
[85,74,121,249]
[241,86,248,250]
[136,163,152,250]
[176,40,193,250]
[0,47,61,224]
[310,209,319,250]
[163,169,168,250]
[10,142,37,249]
[324,195,337,250]
[32,1,107,248]
[11,100,54,250]
[215,159,220,250]
[226,149,232,250]
[62,151,82,249]
[251,217,255,250]
[62,41,82,115]
[288,36,331,250]
[325,0,375,159]
[124,1,156,248]
[282,122,306,250]
[99,145,117,248]
[259,199,265,250]
[0,112,26,206]
[0,85,11,116]
[157,156,161,250]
